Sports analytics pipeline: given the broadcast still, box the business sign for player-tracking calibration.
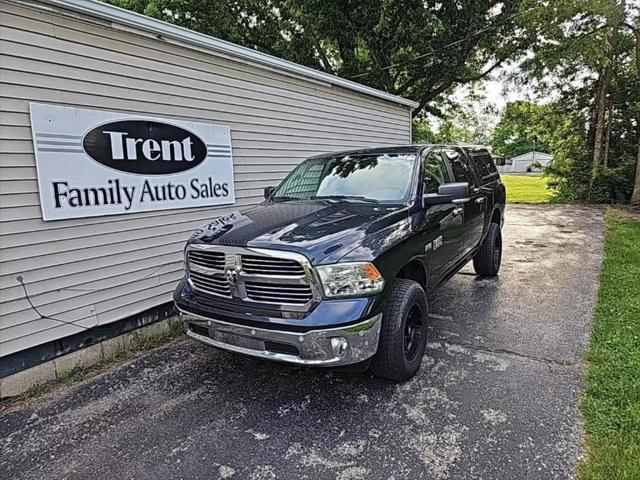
[30,103,235,220]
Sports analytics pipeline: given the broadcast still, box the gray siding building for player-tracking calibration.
[0,0,416,372]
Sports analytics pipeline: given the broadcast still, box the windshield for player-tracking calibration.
[274,154,416,202]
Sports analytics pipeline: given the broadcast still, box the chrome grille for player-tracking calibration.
[245,281,313,305]
[186,246,318,310]
[241,255,305,276]
[188,250,225,271]
[188,270,231,297]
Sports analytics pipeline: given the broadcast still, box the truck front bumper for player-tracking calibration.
[178,308,381,366]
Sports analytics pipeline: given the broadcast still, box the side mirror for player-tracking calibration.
[264,186,276,200]
[423,182,470,206]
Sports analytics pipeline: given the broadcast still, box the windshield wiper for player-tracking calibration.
[311,195,379,203]
[271,195,298,201]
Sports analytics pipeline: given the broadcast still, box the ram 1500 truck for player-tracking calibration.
[174,145,506,380]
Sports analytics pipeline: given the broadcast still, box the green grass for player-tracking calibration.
[501,174,554,204]
[578,210,640,480]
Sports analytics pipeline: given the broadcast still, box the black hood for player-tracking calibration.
[187,200,410,264]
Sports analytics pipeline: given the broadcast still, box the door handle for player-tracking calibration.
[475,197,485,204]
[453,207,463,216]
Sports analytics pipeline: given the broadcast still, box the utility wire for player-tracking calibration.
[58,261,182,292]
[17,275,100,332]
[349,5,543,80]
[16,261,183,332]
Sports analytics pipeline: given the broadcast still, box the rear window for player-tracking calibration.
[470,152,499,183]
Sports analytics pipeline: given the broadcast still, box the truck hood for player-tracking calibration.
[187,200,410,264]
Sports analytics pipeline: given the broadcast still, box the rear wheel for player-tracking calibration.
[473,222,502,276]
[371,278,428,381]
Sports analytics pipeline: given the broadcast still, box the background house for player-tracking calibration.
[509,151,553,172]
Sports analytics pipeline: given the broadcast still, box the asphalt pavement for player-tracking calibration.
[0,205,606,480]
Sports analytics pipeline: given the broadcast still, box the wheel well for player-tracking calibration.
[491,209,501,225]
[396,260,426,289]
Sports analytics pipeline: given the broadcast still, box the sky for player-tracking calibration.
[454,61,539,116]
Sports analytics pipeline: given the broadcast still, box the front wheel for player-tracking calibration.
[473,222,502,276]
[371,278,428,381]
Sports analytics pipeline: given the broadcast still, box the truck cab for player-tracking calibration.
[174,145,506,381]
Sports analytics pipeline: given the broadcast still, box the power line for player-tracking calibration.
[17,275,100,332]
[15,261,182,332]
[349,5,542,80]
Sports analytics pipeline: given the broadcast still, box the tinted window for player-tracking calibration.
[422,150,449,194]
[444,149,476,187]
[470,152,499,183]
[275,154,416,202]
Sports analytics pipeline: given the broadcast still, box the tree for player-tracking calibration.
[622,17,640,204]
[515,0,639,203]
[109,0,532,118]
[412,100,497,145]
[491,102,551,158]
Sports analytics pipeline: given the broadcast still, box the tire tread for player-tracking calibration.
[371,278,427,381]
[473,222,501,276]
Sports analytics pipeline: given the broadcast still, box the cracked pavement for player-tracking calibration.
[0,205,606,480]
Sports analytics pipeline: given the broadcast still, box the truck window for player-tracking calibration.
[276,161,325,198]
[275,154,417,202]
[444,149,476,187]
[422,150,449,194]
[471,152,499,183]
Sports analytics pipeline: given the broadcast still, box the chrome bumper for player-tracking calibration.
[179,309,381,366]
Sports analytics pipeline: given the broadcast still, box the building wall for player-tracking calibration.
[0,0,412,357]
[509,152,553,172]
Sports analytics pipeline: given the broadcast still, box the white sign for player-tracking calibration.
[30,103,235,220]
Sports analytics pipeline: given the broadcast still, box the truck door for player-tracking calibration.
[443,148,485,257]
[421,149,463,287]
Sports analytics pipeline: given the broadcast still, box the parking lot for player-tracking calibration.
[0,205,606,480]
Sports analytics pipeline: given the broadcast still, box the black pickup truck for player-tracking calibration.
[174,145,505,380]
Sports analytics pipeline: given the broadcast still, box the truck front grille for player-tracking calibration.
[245,281,313,305]
[188,250,225,271]
[189,270,231,297]
[241,255,305,276]
[186,247,317,310]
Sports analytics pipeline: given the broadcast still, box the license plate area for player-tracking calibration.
[211,330,263,351]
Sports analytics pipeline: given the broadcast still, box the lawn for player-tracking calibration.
[578,210,640,480]
[501,174,554,204]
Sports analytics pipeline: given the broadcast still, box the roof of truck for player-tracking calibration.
[308,144,491,159]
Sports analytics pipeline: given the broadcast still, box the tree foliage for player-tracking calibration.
[491,102,551,158]
[413,101,496,145]
[109,0,531,117]
[110,0,640,203]
[514,0,640,203]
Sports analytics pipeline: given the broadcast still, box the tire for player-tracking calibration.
[371,278,428,381]
[473,222,502,276]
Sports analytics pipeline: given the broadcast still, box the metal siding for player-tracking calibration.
[0,1,412,356]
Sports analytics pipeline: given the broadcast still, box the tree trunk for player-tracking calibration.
[592,0,624,182]
[629,21,640,205]
[632,136,640,205]
[592,29,619,174]
[591,68,612,172]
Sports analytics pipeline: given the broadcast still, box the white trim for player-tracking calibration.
[509,151,553,162]
[36,0,418,109]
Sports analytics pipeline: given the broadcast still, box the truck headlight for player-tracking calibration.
[316,262,384,298]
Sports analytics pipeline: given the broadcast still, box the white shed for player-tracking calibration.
[0,0,416,378]
[510,151,553,172]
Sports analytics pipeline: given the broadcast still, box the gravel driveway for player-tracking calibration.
[0,205,606,480]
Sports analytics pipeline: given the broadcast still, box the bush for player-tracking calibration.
[589,160,636,203]
[545,152,636,204]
